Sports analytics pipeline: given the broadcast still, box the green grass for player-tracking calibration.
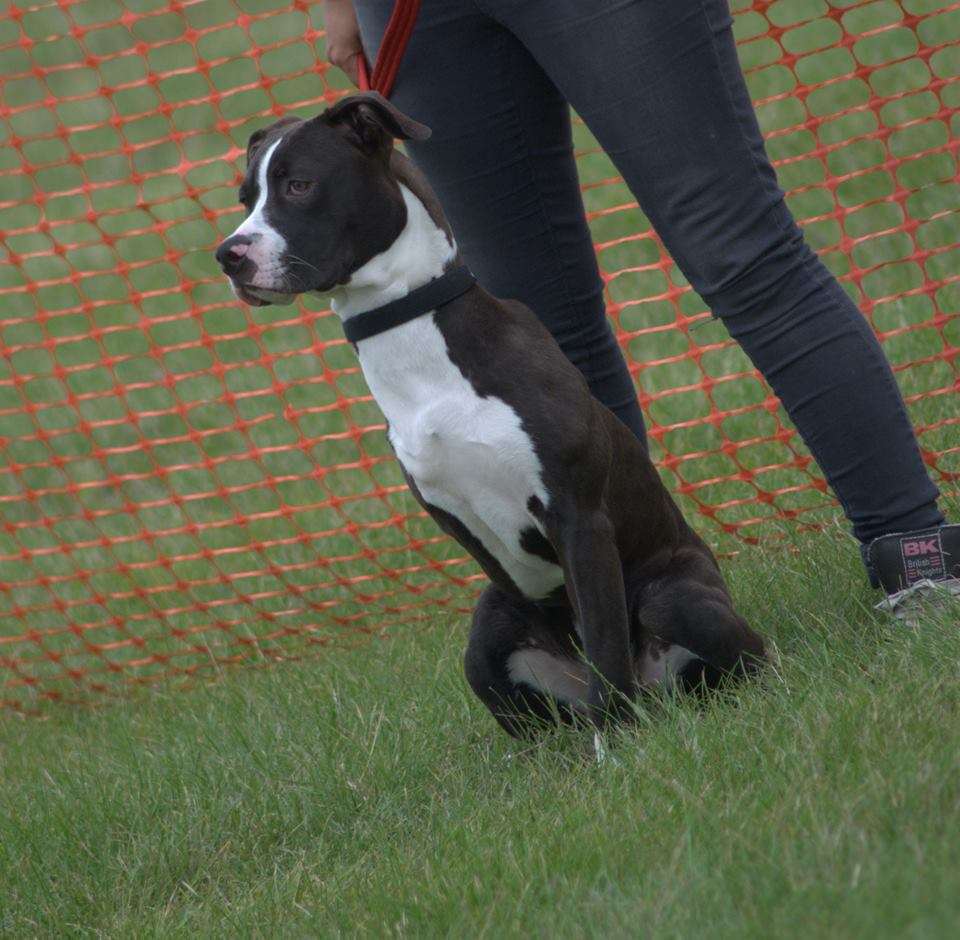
[2,529,960,936]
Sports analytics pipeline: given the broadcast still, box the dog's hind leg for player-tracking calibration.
[634,548,768,693]
[464,585,588,738]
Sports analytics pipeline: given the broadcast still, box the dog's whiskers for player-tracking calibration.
[285,271,309,292]
[286,254,322,274]
[284,256,323,292]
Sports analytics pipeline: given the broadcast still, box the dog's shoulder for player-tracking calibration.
[435,289,594,415]
[431,289,612,498]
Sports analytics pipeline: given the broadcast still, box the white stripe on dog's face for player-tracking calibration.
[231,137,287,287]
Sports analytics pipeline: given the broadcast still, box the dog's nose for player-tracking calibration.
[216,235,253,277]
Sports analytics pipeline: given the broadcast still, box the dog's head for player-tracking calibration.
[216,93,431,306]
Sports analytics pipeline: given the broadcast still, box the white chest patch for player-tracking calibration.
[358,317,565,600]
[332,183,564,600]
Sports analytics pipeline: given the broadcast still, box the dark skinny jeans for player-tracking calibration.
[353,0,944,547]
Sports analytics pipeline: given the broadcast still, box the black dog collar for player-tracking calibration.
[341,264,476,344]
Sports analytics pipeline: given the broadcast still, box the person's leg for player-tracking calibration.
[352,0,647,442]
[489,0,944,549]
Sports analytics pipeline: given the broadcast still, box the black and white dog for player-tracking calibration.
[216,93,768,737]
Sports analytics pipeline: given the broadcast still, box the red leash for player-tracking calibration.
[356,0,421,98]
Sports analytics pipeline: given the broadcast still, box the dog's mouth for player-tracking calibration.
[231,281,297,308]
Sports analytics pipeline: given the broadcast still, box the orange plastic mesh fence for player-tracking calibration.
[1,0,958,710]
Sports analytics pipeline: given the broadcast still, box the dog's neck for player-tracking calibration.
[330,183,457,321]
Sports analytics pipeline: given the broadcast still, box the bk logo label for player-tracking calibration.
[902,538,940,557]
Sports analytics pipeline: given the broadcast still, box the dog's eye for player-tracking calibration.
[286,179,312,196]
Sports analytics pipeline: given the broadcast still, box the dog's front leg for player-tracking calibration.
[554,510,634,728]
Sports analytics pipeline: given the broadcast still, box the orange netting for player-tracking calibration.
[1,0,957,710]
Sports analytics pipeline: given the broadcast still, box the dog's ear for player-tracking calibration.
[246,115,302,164]
[322,92,431,155]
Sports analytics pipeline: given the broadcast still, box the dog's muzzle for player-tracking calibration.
[216,234,295,307]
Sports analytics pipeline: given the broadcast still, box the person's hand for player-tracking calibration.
[324,0,364,87]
